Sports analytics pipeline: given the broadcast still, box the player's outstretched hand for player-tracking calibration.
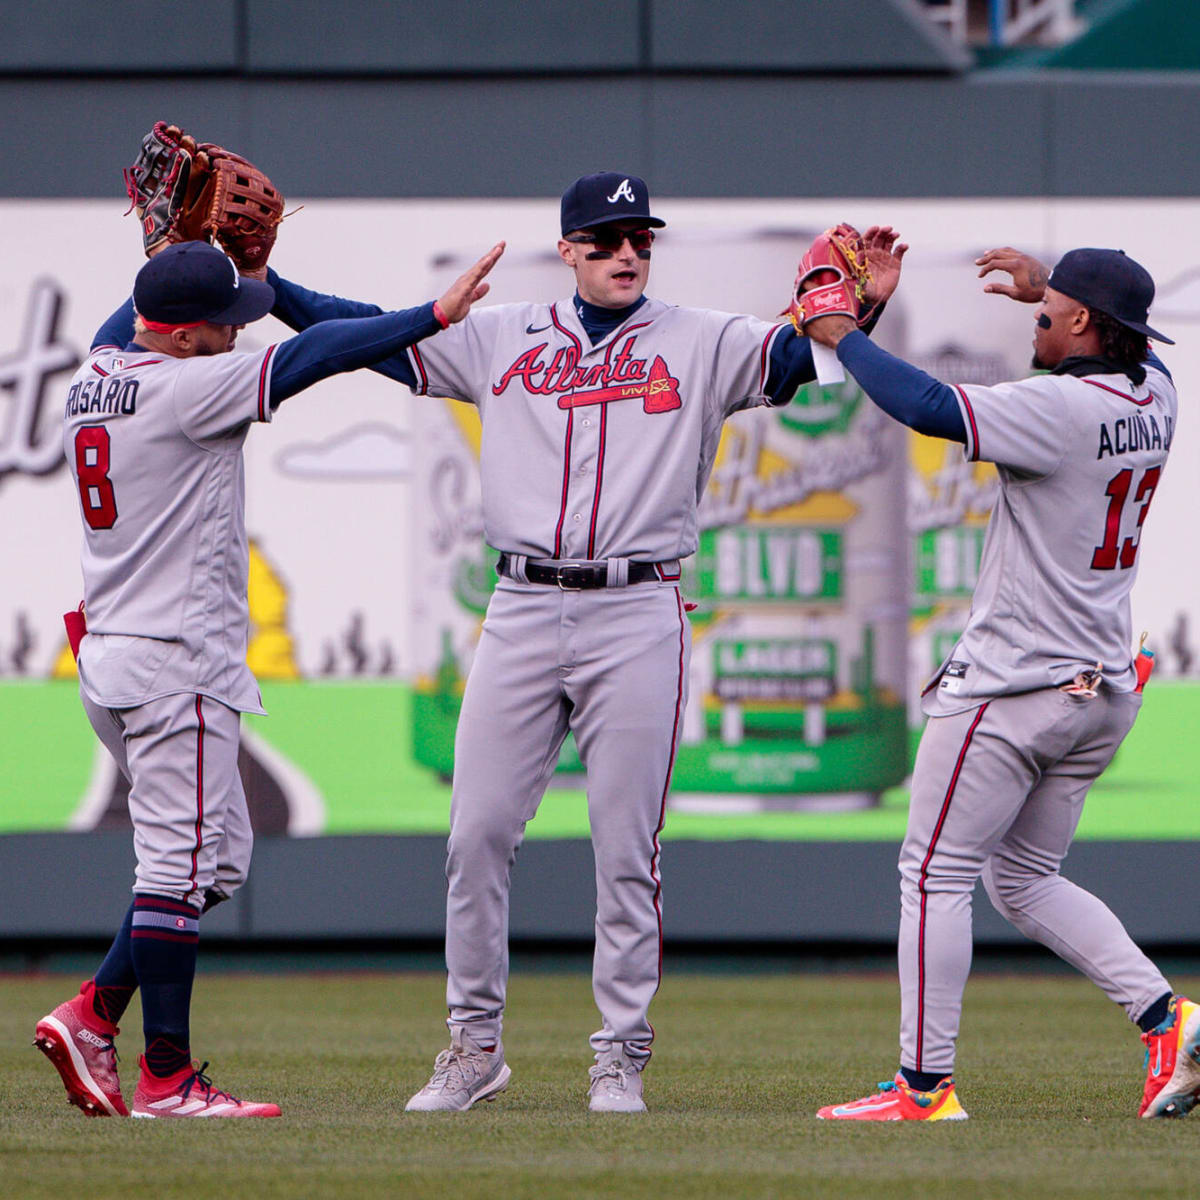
[437,242,506,324]
[861,225,909,307]
[976,247,1049,303]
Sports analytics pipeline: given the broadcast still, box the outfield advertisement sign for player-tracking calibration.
[1,197,1197,835]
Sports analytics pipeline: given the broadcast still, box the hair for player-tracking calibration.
[1089,308,1149,370]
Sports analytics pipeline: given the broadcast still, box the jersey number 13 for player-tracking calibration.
[1091,466,1161,571]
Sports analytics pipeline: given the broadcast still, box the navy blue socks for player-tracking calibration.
[130,895,200,1078]
[90,901,137,1027]
[1138,992,1174,1034]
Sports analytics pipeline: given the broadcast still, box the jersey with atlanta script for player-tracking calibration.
[63,343,277,713]
[405,296,788,562]
[924,361,1177,714]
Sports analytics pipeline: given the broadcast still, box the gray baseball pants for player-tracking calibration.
[443,576,691,1064]
[81,689,254,903]
[899,685,1170,1076]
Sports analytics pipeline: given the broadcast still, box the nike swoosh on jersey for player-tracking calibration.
[526,323,551,334]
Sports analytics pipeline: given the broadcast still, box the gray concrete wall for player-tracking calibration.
[2,833,1191,946]
[3,73,1197,199]
[2,1,1194,198]
[0,1,963,75]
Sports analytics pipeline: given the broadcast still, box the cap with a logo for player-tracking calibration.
[560,172,666,236]
[1048,247,1173,344]
[133,241,276,328]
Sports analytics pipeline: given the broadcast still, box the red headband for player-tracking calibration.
[140,317,206,333]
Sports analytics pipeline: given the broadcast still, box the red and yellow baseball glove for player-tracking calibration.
[785,223,875,332]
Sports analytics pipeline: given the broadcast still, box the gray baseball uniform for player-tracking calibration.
[407,297,788,1062]
[65,343,277,899]
[901,361,1176,1076]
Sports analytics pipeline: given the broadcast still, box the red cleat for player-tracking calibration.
[1140,995,1200,1118]
[132,1057,282,1118]
[34,982,128,1117]
[817,1073,968,1121]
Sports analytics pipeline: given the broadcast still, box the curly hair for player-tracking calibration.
[1089,308,1149,372]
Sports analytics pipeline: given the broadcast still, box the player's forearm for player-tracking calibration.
[766,300,889,405]
[269,306,435,402]
[92,297,136,351]
[266,270,388,332]
[836,330,966,442]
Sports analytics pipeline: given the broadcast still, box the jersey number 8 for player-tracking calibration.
[74,425,118,530]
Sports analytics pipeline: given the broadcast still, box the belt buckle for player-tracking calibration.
[556,563,587,590]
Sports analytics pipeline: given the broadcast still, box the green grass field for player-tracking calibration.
[4,968,1200,1198]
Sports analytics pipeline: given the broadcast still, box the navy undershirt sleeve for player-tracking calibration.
[764,327,816,403]
[269,304,440,405]
[763,301,887,405]
[92,298,136,351]
[1145,349,1172,381]
[267,269,418,387]
[836,329,966,442]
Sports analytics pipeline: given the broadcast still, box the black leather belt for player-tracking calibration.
[497,553,664,590]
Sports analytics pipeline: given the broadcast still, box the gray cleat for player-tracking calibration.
[405,1027,511,1112]
[588,1047,646,1113]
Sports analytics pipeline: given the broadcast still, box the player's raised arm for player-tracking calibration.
[801,244,966,443]
[267,243,504,404]
[92,297,137,351]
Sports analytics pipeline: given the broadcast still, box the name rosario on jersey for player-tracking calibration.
[1097,411,1173,460]
[491,332,680,412]
[65,375,140,418]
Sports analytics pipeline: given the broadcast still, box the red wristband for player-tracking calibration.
[432,300,450,329]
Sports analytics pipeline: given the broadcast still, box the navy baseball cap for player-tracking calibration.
[1048,248,1173,344]
[133,241,276,327]
[560,172,666,236]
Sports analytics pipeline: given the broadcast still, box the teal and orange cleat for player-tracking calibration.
[1140,995,1200,1118]
[817,1073,968,1121]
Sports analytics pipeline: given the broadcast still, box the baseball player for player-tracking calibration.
[35,238,501,1119]
[264,173,908,1111]
[802,246,1195,1121]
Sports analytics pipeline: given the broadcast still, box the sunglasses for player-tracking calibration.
[565,227,656,256]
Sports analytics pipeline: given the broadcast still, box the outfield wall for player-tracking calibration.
[3,833,1196,947]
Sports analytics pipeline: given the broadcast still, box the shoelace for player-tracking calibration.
[99,1036,120,1069]
[588,1061,629,1090]
[180,1061,241,1106]
[427,1047,483,1093]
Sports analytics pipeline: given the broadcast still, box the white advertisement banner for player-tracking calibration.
[2,197,1196,686]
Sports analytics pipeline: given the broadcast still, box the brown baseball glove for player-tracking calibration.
[124,121,285,272]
